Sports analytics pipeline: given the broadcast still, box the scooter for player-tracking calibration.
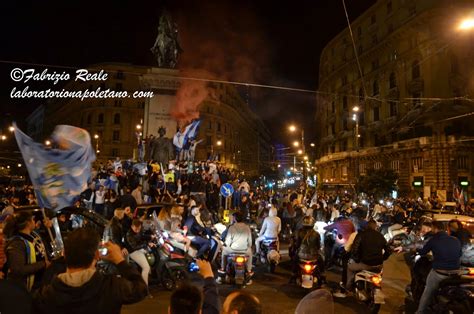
[259,238,280,273]
[296,257,324,290]
[354,268,385,314]
[224,253,250,288]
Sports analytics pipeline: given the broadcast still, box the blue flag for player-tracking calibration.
[13,123,96,211]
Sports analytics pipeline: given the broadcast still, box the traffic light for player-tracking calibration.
[412,176,423,187]
[459,176,470,187]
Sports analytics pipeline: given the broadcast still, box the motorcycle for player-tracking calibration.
[427,267,474,314]
[296,257,324,290]
[223,253,251,288]
[354,268,385,314]
[258,237,280,273]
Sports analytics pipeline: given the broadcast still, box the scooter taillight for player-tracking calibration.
[301,263,315,273]
[468,268,474,276]
[371,275,382,286]
[235,256,246,264]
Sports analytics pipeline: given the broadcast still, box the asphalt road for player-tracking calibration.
[123,249,412,314]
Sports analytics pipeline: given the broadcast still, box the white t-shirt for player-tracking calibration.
[95,190,105,204]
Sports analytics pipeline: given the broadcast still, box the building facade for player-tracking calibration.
[315,0,474,198]
[28,63,272,176]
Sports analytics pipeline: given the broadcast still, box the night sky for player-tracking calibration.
[0,0,376,144]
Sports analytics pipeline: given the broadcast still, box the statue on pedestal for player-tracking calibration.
[150,10,182,69]
[150,127,174,165]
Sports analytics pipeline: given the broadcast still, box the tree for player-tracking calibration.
[355,169,398,199]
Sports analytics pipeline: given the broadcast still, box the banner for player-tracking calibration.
[13,123,96,211]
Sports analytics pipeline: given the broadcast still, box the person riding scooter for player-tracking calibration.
[184,206,211,258]
[290,216,323,283]
[218,211,253,284]
[255,205,281,256]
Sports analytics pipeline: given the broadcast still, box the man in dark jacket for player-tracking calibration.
[33,228,147,314]
[416,221,462,314]
[335,219,390,297]
[125,219,153,290]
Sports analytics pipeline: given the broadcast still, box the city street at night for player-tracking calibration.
[1,1,474,314]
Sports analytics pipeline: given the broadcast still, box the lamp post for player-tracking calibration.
[94,134,100,154]
[352,106,360,150]
[289,124,307,189]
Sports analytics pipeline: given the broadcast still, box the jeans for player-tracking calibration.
[129,249,150,286]
[416,269,449,314]
[191,236,210,258]
[222,247,253,272]
[345,261,382,290]
[387,224,403,238]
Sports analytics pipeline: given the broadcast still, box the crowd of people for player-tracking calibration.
[0,157,473,313]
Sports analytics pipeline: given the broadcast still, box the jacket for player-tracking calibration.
[184,216,208,237]
[225,222,252,251]
[418,231,461,271]
[109,217,125,248]
[4,234,46,290]
[33,261,147,314]
[296,227,321,260]
[202,277,220,314]
[259,208,281,239]
[351,228,390,266]
[125,230,148,252]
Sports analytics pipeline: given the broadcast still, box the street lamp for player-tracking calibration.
[136,124,142,130]
[304,156,308,161]
[289,125,296,132]
[8,126,14,132]
[293,141,299,147]
[277,164,281,168]
[310,143,315,147]
[458,18,474,31]
[216,140,222,146]
[1,135,6,141]
[353,106,360,150]
[17,163,22,168]
[297,149,303,155]
[45,140,51,146]
[93,134,99,155]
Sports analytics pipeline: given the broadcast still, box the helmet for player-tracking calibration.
[302,216,315,227]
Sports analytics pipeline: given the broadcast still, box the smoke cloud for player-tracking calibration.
[168,0,273,123]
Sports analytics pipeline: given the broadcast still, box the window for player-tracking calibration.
[208,121,212,129]
[114,100,122,107]
[389,72,397,89]
[388,24,394,34]
[390,49,398,61]
[359,88,364,101]
[391,160,400,172]
[342,96,348,111]
[359,112,365,126]
[359,163,366,175]
[451,55,459,74]
[412,92,422,108]
[217,122,221,132]
[113,113,120,124]
[357,26,362,38]
[331,101,336,113]
[387,1,392,14]
[389,101,398,116]
[343,119,348,131]
[372,34,378,45]
[116,83,123,91]
[116,71,124,79]
[112,130,120,141]
[111,149,119,157]
[458,156,468,170]
[372,59,379,70]
[412,60,420,79]
[373,80,379,95]
[373,107,380,121]
[224,125,227,134]
[358,45,363,54]
[331,168,336,178]
[341,139,348,151]
[412,157,423,172]
[341,75,347,85]
[206,136,212,145]
[87,114,92,124]
[98,113,104,124]
[371,15,376,24]
[331,123,336,135]
[342,166,348,177]
[374,161,382,170]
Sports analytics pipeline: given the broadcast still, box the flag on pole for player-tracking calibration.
[13,123,96,211]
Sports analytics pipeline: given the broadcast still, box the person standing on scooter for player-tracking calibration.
[184,206,211,258]
[218,211,253,284]
[415,221,462,314]
[255,205,281,256]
